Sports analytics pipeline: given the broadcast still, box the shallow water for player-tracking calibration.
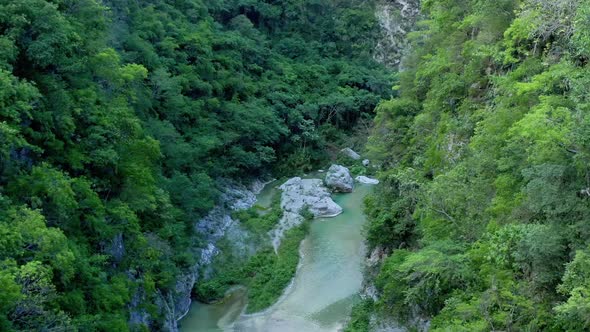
[180,289,248,332]
[180,183,372,332]
[254,179,281,207]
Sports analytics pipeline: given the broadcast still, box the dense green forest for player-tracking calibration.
[357,0,590,331]
[0,0,390,330]
[9,0,590,330]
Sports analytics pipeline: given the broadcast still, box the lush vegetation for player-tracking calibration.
[344,299,374,332]
[0,0,390,330]
[360,0,590,331]
[196,206,310,314]
[233,196,283,236]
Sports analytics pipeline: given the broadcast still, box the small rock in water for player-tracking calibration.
[356,176,379,185]
[325,164,354,192]
[341,147,361,160]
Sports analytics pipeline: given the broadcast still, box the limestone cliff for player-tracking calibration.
[374,0,421,67]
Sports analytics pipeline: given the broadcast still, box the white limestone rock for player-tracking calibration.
[279,177,342,217]
[270,177,343,251]
[356,176,380,185]
[341,147,361,160]
[325,164,354,193]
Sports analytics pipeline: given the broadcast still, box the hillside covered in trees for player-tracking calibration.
[0,0,392,330]
[7,0,590,331]
[357,0,590,331]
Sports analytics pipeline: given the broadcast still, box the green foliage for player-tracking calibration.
[196,221,309,313]
[365,0,590,330]
[554,248,590,330]
[0,0,389,329]
[364,168,420,250]
[376,242,474,320]
[246,222,308,312]
[344,299,374,332]
[234,198,283,236]
[367,98,421,168]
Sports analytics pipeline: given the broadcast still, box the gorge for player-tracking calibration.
[5,0,590,331]
[181,177,376,332]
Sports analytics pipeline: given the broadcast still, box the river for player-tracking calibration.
[180,181,373,332]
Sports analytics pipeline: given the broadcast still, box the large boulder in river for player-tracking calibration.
[279,177,342,217]
[341,147,361,160]
[271,177,343,251]
[325,165,354,193]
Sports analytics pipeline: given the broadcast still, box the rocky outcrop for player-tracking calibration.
[279,177,343,217]
[341,147,361,160]
[359,245,410,332]
[374,0,421,67]
[269,212,304,252]
[371,319,409,332]
[367,246,388,268]
[158,178,271,331]
[270,177,342,251]
[360,245,388,305]
[356,176,380,185]
[129,283,151,329]
[107,233,125,264]
[158,271,198,331]
[325,165,354,193]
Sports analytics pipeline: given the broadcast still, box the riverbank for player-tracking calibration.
[194,219,311,314]
[180,182,374,331]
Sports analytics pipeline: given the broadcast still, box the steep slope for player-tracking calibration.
[359,0,590,331]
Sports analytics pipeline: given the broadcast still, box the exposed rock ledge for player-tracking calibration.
[356,175,380,185]
[270,177,342,251]
[157,178,271,332]
[341,147,361,160]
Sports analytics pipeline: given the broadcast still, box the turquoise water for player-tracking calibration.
[180,183,372,332]
[180,288,248,332]
[253,179,281,210]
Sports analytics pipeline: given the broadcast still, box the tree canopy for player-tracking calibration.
[0,0,390,330]
[361,0,590,330]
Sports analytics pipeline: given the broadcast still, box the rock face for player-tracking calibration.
[375,0,421,67]
[107,233,125,264]
[129,282,151,329]
[356,176,380,185]
[159,178,271,331]
[270,177,342,250]
[359,245,411,332]
[341,147,361,160]
[325,165,354,192]
[269,212,304,252]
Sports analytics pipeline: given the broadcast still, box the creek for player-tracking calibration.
[180,181,373,332]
